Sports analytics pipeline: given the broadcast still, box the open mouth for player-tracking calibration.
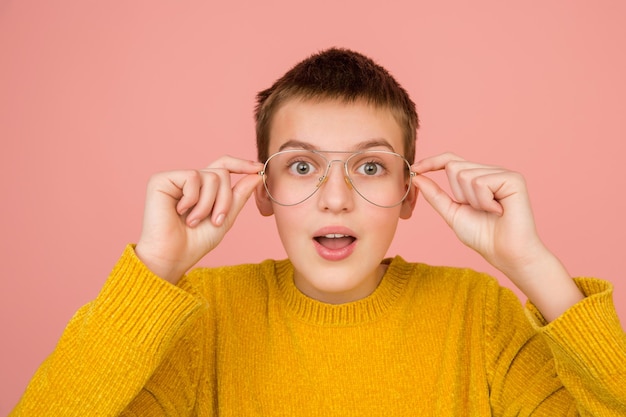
[314,233,357,250]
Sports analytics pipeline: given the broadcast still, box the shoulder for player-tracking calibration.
[180,259,289,306]
[390,255,500,294]
[388,256,521,316]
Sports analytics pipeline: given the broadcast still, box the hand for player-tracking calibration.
[411,153,548,280]
[135,156,263,284]
[412,153,546,275]
[411,153,584,321]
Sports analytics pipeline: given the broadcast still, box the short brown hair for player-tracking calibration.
[254,48,419,164]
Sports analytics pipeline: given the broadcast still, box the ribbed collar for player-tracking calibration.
[273,256,415,326]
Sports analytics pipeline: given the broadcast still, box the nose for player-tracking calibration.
[317,160,354,212]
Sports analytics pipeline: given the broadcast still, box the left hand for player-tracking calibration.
[412,152,584,321]
[411,152,547,280]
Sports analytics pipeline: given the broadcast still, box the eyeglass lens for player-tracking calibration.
[262,150,412,207]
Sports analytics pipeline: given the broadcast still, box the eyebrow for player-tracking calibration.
[278,138,397,152]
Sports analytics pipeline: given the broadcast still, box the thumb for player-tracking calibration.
[222,173,263,227]
[412,174,458,227]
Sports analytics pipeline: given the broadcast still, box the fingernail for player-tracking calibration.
[188,218,199,227]
[214,213,225,226]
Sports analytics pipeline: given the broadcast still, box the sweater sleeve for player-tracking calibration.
[485,277,626,416]
[10,245,206,417]
[524,278,626,416]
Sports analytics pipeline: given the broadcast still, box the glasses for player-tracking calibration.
[259,149,415,207]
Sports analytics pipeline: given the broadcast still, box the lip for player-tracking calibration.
[312,226,357,261]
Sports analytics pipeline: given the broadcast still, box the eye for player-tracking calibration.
[355,161,385,176]
[289,160,315,176]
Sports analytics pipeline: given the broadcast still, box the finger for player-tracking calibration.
[220,173,263,229]
[445,163,497,206]
[184,156,262,226]
[175,170,205,215]
[187,170,263,228]
[414,155,502,206]
[477,170,531,216]
[412,153,473,202]
[207,169,234,226]
[185,170,224,227]
[411,174,459,228]
[206,155,264,175]
[411,152,465,174]
[455,167,507,215]
[145,170,204,215]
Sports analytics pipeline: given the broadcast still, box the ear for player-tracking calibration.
[255,182,274,216]
[399,185,419,219]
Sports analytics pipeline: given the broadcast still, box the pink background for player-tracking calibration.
[1,1,625,413]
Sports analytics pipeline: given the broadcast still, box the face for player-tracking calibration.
[255,98,418,304]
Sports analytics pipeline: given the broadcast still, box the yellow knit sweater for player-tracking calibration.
[11,245,626,416]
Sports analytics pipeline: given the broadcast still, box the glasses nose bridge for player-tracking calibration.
[325,157,348,173]
[319,157,352,189]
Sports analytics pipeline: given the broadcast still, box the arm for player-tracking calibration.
[412,152,626,414]
[411,153,583,321]
[10,246,204,416]
[11,156,263,416]
[484,277,626,416]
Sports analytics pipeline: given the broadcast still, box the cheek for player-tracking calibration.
[272,207,307,244]
[366,208,402,238]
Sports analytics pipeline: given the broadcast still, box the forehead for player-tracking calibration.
[268,98,404,154]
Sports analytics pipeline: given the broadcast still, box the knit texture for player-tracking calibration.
[11,245,626,416]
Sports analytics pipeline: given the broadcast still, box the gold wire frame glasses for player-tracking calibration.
[258,149,415,207]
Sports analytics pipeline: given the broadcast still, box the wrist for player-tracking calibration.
[502,249,584,322]
[134,243,185,285]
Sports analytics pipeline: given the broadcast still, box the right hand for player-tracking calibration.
[135,155,264,284]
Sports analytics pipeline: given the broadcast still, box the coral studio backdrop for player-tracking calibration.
[1,1,625,413]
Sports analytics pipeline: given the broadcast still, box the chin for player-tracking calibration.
[294,263,382,303]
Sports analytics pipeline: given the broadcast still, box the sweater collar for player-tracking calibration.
[273,256,414,325]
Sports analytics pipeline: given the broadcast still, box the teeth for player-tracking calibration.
[324,234,347,238]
